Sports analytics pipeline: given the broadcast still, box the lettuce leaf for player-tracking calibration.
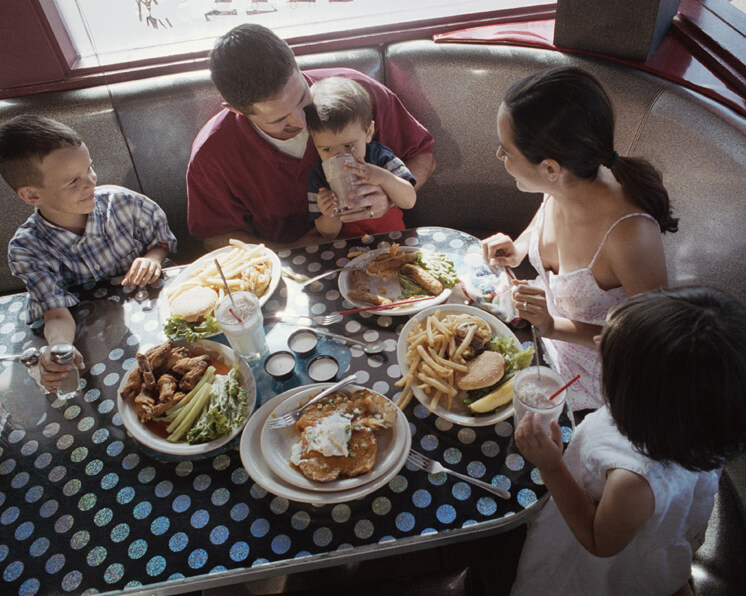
[163,315,221,342]
[416,251,458,288]
[186,364,249,444]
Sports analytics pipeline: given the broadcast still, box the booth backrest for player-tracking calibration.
[1,40,744,303]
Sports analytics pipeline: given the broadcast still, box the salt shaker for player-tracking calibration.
[49,344,79,400]
[19,347,48,393]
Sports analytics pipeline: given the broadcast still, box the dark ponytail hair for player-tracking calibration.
[503,67,678,233]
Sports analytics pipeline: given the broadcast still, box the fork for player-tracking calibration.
[299,260,370,288]
[407,449,511,500]
[265,373,359,429]
[265,312,343,326]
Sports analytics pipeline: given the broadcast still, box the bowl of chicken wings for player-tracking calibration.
[117,339,256,456]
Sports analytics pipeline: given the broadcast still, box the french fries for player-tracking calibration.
[166,240,273,311]
[395,311,491,411]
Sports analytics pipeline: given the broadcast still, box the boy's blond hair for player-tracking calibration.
[305,77,373,134]
[0,115,82,190]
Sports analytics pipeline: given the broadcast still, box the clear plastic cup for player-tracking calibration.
[512,366,567,434]
[322,153,358,211]
[214,291,268,361]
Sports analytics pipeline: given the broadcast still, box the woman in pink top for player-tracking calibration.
[482,67,678,411]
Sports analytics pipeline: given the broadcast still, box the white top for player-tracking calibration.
[528,196,659,410]
[511,407,719,595]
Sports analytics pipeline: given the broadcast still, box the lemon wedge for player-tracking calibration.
[468,377,515,413]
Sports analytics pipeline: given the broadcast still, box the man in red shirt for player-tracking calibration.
[186,24,435,250]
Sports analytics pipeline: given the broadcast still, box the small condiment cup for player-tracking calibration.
[307,355,339,383]
[264,351,296,382]
[288,329,319,358]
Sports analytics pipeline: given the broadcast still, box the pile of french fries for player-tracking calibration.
[166,239,273,310]
[395,311,491,410]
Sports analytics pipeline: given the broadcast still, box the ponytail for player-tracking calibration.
[504,67,678,234]
[610,156,678,233]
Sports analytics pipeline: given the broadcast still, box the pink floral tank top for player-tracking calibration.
[528,197,659,410]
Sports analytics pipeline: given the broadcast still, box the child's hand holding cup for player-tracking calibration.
[322,153,359,214]
[512,366,568,434]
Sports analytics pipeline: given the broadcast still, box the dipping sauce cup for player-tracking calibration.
[512,366,567,434]
[288,329,318,358]
[264,351,296,381]
[322,153,358,212]
[307,355,339,383]
[214,291,268,361]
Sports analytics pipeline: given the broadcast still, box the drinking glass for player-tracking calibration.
[512,366,567,434]
[214,291,268,361]
[322,153,358,212]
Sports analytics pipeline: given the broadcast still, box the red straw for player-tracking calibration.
[228,308,243,323]
[339,296,433,315]
[548,374,581,401]
[504,267,517,280]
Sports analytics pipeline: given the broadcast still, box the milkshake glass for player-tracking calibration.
[513,366,567,434]
[214,292,268,361]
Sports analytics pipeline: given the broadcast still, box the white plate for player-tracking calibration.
[240,385,411,504]
[117,339,256,456]
[338,247,451,316]
[159,244,281,334]
[396,304,518,427]
[259,384,408,492]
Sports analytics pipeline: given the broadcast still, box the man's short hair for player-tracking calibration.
[0,115,82,190]
[305,77,373,134]
[209,23,298,114]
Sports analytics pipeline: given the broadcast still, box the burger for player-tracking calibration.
[457,350,505,391]
[164,286,222,341]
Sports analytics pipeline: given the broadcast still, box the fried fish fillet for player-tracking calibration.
[297,429,378,482]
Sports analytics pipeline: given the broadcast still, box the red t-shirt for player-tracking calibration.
[186,68,434,243]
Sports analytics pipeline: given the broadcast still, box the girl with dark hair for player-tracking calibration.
[511,287,746,595]
[482,67,677,411]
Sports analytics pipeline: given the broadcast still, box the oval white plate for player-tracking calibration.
[260,384,407,492]
[117,339,256,456]
[338,247,451,316]
[240,384,411,504]
[396,304,518,427]
[158,244,281,334]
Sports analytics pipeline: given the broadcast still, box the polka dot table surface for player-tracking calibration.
[0,227,572,595]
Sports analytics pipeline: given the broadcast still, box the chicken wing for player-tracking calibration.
[136,353,157,394]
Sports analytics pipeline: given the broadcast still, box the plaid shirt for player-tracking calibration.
[8,185,177,323]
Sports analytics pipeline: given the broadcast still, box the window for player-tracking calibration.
[49,0,553,68]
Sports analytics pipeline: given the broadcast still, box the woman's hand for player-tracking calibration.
[481,233,522,268]
[514,412,564,472]
[317,188,339,217]
[512,280,554,336]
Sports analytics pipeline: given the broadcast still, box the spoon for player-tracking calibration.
[310,328,386,355]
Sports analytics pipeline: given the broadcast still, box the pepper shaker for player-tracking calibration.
[19,347,49,393]
[49,344,80,400]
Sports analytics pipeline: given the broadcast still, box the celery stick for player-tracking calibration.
[163,366,216,420]
[167,382,210,434]
[167,382,213,442]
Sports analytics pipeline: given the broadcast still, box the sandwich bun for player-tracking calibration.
[457,350,505,390]
[170,286,219,322]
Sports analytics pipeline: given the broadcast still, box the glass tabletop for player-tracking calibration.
[0,227,573,595]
